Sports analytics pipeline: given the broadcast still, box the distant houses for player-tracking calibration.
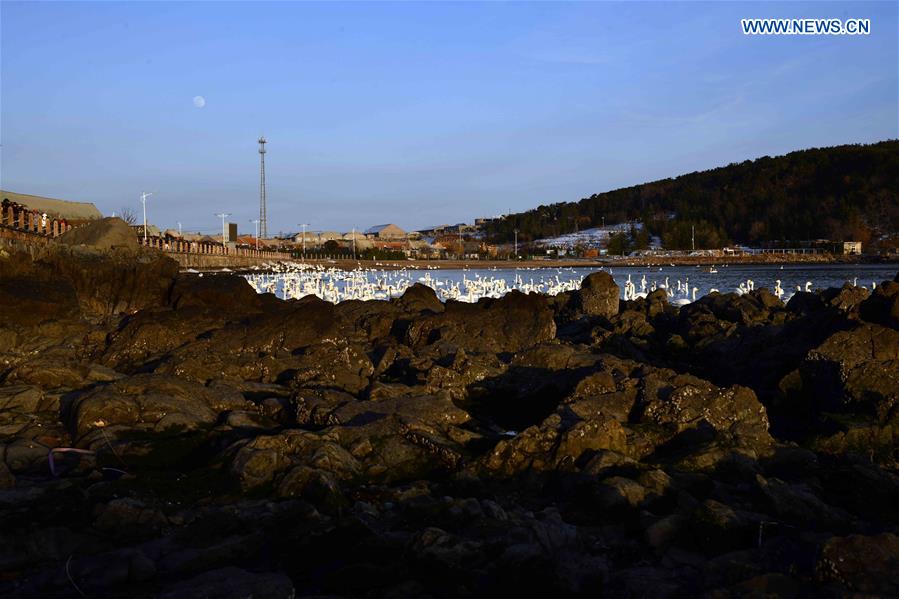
[364,224,406,239]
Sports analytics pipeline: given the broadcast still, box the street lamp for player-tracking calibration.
[250,219,260,250]
[215,213,231,247]
[298,223,310,260]
[513,228,519,259]
[140,192,153,244]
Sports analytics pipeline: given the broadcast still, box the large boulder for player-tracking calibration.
[801,323,899,422]
[57,217,139,251]
[168,272,265,313]
[568,272,619,319]
[406,290,556,354]
[40,248,179,317]
[393,283,444,314]
[859,279,899,329]
[68,374,249,445]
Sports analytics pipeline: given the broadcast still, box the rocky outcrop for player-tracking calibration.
[1,252,898,598]
[571,271,620,318]
[57,217,139,252]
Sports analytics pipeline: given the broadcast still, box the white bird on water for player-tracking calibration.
[774,280,784,300]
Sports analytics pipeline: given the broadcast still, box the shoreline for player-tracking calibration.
[192,253,898,272]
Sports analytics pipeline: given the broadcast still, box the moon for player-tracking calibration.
[192,95,206,109]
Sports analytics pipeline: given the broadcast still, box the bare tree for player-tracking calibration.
[118,207,136,225]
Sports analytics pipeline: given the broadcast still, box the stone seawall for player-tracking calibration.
[0,228,50,258]
[164,251,295,269]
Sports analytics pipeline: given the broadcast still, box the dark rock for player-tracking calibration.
[860,279,899,329]
[168,272,264,313]
[820,282,869,315]
[801,323,899,422]
[41,246,179,317]
[0,253,81,326]
[406,290,556,354]
[393,282,444,314]
[69,374,249,444]
[158,566,294,598]
[572,271,620,318]
[816,533,899,595]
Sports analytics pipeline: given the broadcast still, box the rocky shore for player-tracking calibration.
[1,222,898,597]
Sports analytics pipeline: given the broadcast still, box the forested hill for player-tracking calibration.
[484,140,899,249]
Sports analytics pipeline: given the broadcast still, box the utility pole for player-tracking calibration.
[513,228,519,259]
[298,223,310,260]
[216,212,231,247]
[140,192,153,244]
[177,221,182,236]
[691,225,695,251]
[250,219,260,250]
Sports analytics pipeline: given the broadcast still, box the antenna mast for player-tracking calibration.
[258,136,268,239]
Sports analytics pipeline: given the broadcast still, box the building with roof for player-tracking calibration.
[1,190,102,223]
[364,224,406,239]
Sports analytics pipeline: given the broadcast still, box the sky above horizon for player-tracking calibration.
[2,1,896,235]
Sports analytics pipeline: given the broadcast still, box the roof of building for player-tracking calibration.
[1,190,103,221]
[364,223,406,236]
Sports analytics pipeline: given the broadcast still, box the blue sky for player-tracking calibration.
[2,1,896,235]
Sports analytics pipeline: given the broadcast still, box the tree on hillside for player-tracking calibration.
[607,233,630,256]
[482,141,899,246]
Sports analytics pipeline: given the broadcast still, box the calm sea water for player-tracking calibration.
[243,263,898,303]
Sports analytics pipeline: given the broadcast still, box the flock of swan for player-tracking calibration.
[620,274,829,305]
[235,262,879,306]
[242,263,584,303]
